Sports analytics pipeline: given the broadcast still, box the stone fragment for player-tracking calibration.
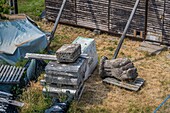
[99,57,138,81]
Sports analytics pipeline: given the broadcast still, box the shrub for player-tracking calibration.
[0,0,11,19]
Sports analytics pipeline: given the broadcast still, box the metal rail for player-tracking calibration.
[113,0,140,59]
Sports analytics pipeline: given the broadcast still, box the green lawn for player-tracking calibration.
[18,0,44,19]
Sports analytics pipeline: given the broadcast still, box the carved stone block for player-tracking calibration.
[56,44,81,63]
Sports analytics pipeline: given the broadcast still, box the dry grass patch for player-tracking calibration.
[19,22,170,113]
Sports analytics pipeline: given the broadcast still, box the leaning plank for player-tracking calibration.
[103,77,144,91]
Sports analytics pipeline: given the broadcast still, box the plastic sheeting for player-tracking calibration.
[0,17,48,65]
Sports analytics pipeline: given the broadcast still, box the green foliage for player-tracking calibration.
[0,0,11,15]
[15,59,28,67]
[107,46,114,51]
[0,59,9,65]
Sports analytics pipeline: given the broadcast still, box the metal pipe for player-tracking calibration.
[49,0,67,41]
[112,0,140,59]
[144,0,149,40]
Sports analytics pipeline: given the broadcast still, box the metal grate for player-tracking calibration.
[0,65,25,84]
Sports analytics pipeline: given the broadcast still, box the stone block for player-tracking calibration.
[44,74,81,86]
[45,57,87,78]
[72,37,98,80]
[56,44,81,63]
[42,83,84,100]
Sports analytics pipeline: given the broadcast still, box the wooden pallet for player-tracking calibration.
[0,65,25,84]
[103,77,144,91]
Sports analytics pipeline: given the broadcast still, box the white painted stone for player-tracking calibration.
[72,36,98,80]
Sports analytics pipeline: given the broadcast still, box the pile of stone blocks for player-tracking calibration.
[41,37,98,100]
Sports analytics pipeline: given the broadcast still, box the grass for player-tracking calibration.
[16,1,170,113]
[18,82,52,113]
[18,0,44,20]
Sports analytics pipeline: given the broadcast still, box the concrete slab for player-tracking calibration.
[137,41,167,55]
[45,58,87,78]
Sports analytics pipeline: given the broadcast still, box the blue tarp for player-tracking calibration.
[0,17,48,65]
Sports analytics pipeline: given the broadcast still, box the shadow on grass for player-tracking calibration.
[68,67,112,113]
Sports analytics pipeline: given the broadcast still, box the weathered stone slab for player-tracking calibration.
[43,83,84,100]
[137,41,167,55]
[56,44,81,63]
[45,57,87,78]
[44,74,81,86]
[72,37,98,80]
[42,81,82,89]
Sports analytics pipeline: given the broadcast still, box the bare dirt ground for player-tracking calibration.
[20,21,170,113]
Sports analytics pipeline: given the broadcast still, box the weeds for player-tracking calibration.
[19,83,52,113]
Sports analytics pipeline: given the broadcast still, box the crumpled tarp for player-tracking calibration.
[0,16,48,65]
